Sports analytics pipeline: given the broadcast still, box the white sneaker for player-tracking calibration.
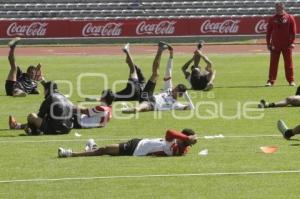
[265,81,273,87]
[58,147,72,158]
[8,37,21,48]
[122,43,130,53]
[289,81,296,86]
[85,139,97,152]
[277,120,288,138]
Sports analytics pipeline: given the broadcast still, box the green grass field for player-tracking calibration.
[0,49,300,198]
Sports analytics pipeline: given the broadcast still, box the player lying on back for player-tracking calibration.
[181,41,216,91]
[73,89,115,128]
[258,86,300,108]
[5,37,44,97]
[122,41,194,113]
[58,128,197,157]
[85,43,146,102]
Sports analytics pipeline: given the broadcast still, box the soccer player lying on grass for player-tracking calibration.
[58,128,197,157]
[277,119,300,140]
[9,81,74,135]
[85,43,145,102]
[73,89,115,129]
[122,41,194,113]
[5,37,44,97]
[181,41,216,91]
[258,86,300,108]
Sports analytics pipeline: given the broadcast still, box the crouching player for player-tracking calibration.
[58,128,197,157]
[5,37,44,97]
[9,81,74,135]
[122,41,194,113]
[73,89,115,128]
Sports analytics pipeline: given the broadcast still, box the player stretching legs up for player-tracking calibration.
[182,41,216,91]
[277,120,300,140]
[5,37,44,97]
[122,41,194,113]
[58,129,198,157]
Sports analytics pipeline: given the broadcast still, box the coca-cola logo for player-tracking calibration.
[7,22,48,36]
[82,23,123,37]
[136,21,176,35]
[255,19,268,33]
[201,20,240,34]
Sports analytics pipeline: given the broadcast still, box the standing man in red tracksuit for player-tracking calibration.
[266,2,297,87]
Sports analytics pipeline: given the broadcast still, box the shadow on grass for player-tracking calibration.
[214,84,288,89]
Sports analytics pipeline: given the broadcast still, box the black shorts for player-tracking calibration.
[190,75,208,90]
[118,138,142,156]
[5,80,17,96]
[40,116,71,135]
[114,78,142,101]
[139,80,156,103]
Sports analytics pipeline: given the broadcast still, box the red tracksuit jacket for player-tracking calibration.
[266,12,296,49]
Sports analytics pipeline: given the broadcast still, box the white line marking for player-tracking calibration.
[0,134,281,144]
[1,170,300,183]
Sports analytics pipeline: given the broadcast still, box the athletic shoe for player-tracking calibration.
[197,40,205,49]
[8,37,21,48]
[122,43,130,53]
[9,115,18,129]
[58,147,72,158]
[85,138,98,152]
[277,120,291,140]
[158,41,169,51]
[258,99,268,108]
[265,81,273,87]
[289,81,296,86]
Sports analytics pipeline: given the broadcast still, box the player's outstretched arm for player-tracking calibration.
[181,57,193,79]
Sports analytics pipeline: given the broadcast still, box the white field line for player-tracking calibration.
[0,134,281,144]
[1,170,300,184]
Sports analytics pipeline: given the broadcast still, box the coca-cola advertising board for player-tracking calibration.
[0,17,299,38]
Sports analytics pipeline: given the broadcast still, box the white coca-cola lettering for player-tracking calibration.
[82,23,123,37]
[136,21,176,35]
[7,22,48,36]
[255,19,268,33]
[200,20,240,34]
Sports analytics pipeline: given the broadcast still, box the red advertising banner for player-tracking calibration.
[0,17,299,38]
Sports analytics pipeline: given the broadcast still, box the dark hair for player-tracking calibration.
[176,84,187,93]
[43,81,58,93]
[197,40,205,50]
[26,65,36,73]
[182,128,195,136]
[101,89,115,105]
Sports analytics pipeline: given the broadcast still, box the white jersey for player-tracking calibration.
[153,89,187,111]
[133,138,176,156]
[78,105,112,128]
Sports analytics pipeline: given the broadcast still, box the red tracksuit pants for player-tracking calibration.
[268,48,294,83]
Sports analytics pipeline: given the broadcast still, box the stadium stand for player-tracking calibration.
[0,0,299,19]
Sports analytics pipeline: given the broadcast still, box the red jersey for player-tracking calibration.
[266,12,297,49]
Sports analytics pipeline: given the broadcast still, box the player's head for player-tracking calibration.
[181,128,197,146]
[26,65,36,79]
[43,81,58,97]
[275,2,285,15]
[197,40,205,50]
[100,89,115,106]
[172,84,187,98]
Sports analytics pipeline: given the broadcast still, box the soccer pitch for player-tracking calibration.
[0,49,300,198]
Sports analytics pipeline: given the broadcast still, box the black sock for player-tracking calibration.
[285,129,295,138]
[268,103,275,107]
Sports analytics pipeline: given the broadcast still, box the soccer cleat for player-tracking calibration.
[9,115,18,129]
[289,81,296,86]
[265,81,273,87]
[258,99,268,108]
[197,40,205,49]
[8,37,21,48]
[158,41,169,51]
[277,120,291,140]
[85,138,98,152]
[58,147,72,158]
[122,43,130,53]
